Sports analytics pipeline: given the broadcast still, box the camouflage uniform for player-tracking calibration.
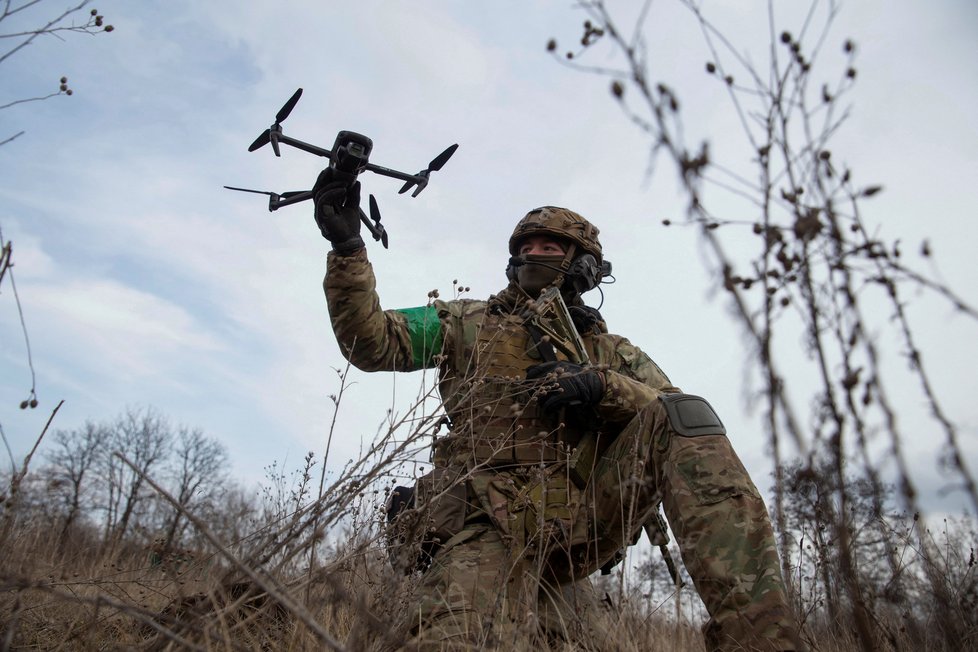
[323,209,798,651]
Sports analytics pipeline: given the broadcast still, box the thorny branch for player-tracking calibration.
[0,1,114,142]
[0,0,113,67]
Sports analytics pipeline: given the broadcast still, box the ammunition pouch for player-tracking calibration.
[660,393,726,437]
[469,466,589,579]
[516,470,587,547]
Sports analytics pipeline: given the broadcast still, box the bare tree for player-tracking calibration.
[45,421,106,548]
[160,426,229,549]
[102,406,171,546]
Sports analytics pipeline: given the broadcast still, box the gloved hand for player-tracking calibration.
[525,361,605,413]
[568,305,604,335]
[312,168,364,254]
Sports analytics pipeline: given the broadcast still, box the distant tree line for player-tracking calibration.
[1,406,240,558]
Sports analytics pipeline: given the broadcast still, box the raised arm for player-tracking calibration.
[324,249,446,372]
[313,165,445,372]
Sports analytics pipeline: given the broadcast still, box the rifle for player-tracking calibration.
[523,286,590,365]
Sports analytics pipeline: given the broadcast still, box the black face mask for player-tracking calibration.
[515,254,565,297]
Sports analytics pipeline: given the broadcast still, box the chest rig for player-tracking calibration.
[434,294,592,468]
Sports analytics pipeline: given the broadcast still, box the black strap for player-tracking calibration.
[525,321,558,362]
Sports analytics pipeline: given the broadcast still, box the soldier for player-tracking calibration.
[314,170,800,651]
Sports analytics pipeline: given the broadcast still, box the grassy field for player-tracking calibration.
[2,510,974,651]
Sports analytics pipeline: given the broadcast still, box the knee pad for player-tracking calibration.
[659,393,726,437]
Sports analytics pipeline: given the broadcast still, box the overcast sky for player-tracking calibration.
[2,1,976,516]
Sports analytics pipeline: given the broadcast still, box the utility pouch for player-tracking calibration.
[415,467,470,544]
[568,432,598,488]
[521,471,577,541]
[512,468,589,554]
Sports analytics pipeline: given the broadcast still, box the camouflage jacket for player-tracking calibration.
[325,250,677,467]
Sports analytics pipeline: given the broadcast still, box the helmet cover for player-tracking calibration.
[509,206,602,262]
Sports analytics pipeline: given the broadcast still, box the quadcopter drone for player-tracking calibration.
[225,88,458,248]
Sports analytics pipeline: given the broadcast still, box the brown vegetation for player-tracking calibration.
[1,413,975,650]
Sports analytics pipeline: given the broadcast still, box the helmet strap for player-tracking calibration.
[556,242,581,296]
[559,242,578,272]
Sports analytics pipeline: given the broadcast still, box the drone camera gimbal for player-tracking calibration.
[331,131,372,182]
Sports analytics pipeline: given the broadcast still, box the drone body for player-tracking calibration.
[225,88,458,249]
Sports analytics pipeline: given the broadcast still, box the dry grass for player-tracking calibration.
[0,520,713,651]
[4,511,973,651]
[2,397,974,651]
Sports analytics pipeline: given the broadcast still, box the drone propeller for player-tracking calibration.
[224,185,274,196]
[429,143,459,172]
[398,143,458,197]
[224,185,310,212]
[247,131,270,153]
[248,88,304,155]
[276,88,302,123]
[368,194,388,248]
[224,185,304,196]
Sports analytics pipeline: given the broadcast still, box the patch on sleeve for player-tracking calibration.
[396,306,443,369]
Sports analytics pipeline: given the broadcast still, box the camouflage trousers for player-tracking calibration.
[405,398,798,651]
[402,524,614,650]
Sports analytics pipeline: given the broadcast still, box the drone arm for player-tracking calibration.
[268,190,314,211]
[364,162,424,185]
[275,134,333,158]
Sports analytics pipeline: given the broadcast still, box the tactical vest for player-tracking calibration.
[433,302,592,468]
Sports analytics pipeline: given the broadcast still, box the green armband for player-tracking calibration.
[396,306,443,369]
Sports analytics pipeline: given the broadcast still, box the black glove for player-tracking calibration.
[312,168,364,254]
[525,361,605,413]
[568,305,604,335]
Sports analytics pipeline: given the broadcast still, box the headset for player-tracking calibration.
[506,253,613,294]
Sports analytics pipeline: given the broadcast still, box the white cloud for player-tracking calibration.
[23,277,223,382]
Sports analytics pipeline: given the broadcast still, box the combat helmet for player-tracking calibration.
[507,206,610,295]
[508,206,603,263]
